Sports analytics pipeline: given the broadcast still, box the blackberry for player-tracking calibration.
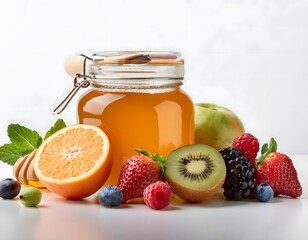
[219,147,256,200]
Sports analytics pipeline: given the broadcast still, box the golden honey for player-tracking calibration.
[57,51,195,185]
[78,86,194,185]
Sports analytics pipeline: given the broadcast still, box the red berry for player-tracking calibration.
[256,138,302,198]
[232,133,259,165]
[256,152,302,198]
[143,181,173,210]
[117,152,164,203]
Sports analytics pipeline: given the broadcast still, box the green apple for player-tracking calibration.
[194,103,245,150]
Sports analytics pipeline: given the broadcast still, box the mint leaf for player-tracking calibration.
[0,143,23,165]
[8,124,42,153]
[0,119,67,165]
[44,119,66,140]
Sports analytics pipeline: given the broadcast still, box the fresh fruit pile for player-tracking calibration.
[113,132,302,208]
[0,104,303,211]
[117,149,165,203]
[231,133,302,199]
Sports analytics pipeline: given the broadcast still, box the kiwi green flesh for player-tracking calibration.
[166,174,225,202]
[166,144,226,191]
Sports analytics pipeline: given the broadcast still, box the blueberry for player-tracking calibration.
[254,183,274,202]
[0,178,21,199]
[98,185,123,207]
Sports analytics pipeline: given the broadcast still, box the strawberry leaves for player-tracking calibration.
[257,137,277,165]
[135,148,167,181]
[261,137,277,156]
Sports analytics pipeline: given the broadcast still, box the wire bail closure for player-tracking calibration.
[53,51,184,114]
[53,55,92,115]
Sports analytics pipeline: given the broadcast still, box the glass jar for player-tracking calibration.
[57,51,194,186]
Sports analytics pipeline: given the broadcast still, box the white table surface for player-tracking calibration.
[0,155,307,240]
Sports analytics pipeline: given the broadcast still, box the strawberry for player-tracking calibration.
[117,149,166,203]
[255,138,302,198]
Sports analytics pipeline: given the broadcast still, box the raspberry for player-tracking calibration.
[143,181,173,210]
[232,133,259,165]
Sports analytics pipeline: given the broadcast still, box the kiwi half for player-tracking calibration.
[166,144,226,202]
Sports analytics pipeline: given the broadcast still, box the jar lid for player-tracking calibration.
[89,51,184,80]
[92,51,184,65]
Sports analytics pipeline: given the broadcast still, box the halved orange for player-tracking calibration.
[33,124,112,199]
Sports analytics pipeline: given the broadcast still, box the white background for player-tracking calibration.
[0,0,308,178]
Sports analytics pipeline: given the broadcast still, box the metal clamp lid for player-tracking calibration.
[53,54,92,114]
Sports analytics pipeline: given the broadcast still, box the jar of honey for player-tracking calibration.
[56,51,194,185]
